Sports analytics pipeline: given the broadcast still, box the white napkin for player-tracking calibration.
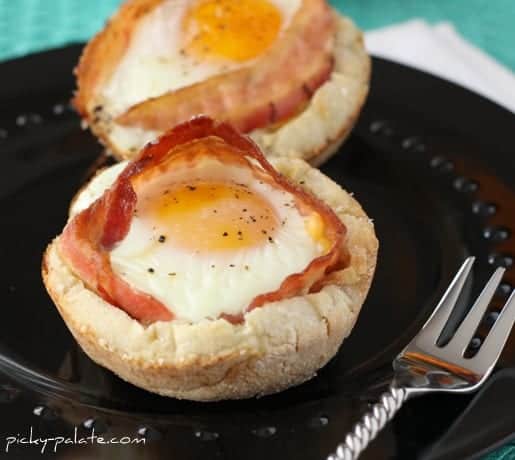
[364,20,515,114]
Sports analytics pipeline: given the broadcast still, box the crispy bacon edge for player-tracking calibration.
[73,0,336,136]
[117,0,336,133]
[58,117,348,325]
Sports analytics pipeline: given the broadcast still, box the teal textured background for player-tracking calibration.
[0,1,513,458]
[336,0,515,71]
[0,0,514,70]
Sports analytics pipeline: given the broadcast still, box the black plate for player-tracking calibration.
[0,45,514,460]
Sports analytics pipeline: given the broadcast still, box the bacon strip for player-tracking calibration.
[59,178,173,323]
[59,117,348,324]
[116,0,336,133]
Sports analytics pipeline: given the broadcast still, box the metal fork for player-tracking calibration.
[327,257,515,460]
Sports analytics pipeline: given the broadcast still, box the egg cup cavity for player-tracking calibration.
[74,0,370,166]
[43,157,377,401]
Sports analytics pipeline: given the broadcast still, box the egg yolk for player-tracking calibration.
[144,181,280,251]
[183,0,282,62]
[305,212,331,253]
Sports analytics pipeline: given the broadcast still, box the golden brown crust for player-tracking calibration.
[42,158,377,401]
[250,16,371,166]
[73,0,163,117]
[74,7,370,165]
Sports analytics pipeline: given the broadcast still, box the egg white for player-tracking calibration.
[70,158,326,323]
[100,0,302,117]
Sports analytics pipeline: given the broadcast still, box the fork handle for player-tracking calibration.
[327,386,407,460]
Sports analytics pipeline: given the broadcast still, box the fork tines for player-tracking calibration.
[414,257,515,372]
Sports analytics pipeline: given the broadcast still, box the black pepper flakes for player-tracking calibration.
[187,185,197,191]
[222,232,228,237]
[244,265,249,270]
[148,268,155,273]
[158,235,166,243]
[168,272,176,276]
[229,264,235,268]
[268,237,274,243]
